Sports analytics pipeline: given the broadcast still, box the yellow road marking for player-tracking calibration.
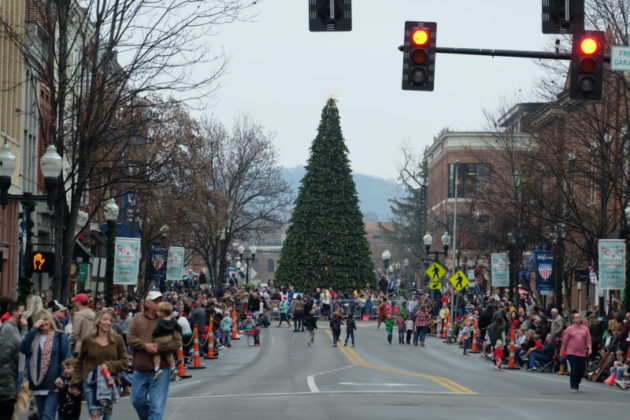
[324,330,476,394]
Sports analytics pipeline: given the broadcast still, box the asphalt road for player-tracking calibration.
[113,322,630,420]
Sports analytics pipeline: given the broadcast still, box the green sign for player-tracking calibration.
[76,263,89,281]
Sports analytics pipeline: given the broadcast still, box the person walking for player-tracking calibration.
[304,295,318,346]
[344,314,356,347]
[330,311,342,347]
[0,301,26,420]
[377,298,387,329]
[277,298,291,328]
[292,295,305,332]
[20,310,72,420]
[413,305,430,347]
[71,293,95,355]
[71,308,129,420]
[384,314,395,344]
[561,312,592,392]
[127,291,182,420]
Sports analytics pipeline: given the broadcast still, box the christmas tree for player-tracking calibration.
[275,97,375,292]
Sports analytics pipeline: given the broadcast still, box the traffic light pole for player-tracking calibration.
[400,45,611,62]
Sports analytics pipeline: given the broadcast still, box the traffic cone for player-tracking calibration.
[231,310,240,340]
[505,330,519,369]
[189,325,206,369]
[177,345,191,379]
[470,318,480,353]
[441,318,449,339]
[205,316,217,359]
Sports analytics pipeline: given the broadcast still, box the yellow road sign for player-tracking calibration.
[428,279,442,290]
[426,262,446,282]
[449,270,469,292]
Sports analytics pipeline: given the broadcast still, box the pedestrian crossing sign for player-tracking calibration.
[428,279,442,290]
[449,270,469,292]
[426,262,446,282]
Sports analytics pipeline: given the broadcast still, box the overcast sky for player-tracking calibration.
[208,1,554,180]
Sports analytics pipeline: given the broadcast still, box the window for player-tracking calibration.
[448,163,491,198]
[372,234,383,240]
[267,258,275,272]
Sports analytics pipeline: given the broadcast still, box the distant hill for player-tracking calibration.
[282,166,400,221]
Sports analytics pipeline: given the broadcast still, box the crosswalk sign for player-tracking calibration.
[425,262,446,282]
[428,279,442,290]
[449,270,469,292]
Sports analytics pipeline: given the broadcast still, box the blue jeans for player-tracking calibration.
[83,381,113,420]
[414,326,427,344]
[345,331,355,346]
[222,330,231,346]
[528,352,552,369]
[35,392,59,420]
[131,369,171,420]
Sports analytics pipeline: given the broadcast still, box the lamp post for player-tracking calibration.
[239,245,257,284]
[507,231,516,302]
[423,231,450,262]
[623,203,630,311]
[403,258,410,289]
[0,143,63,208]
[103,198,119,307]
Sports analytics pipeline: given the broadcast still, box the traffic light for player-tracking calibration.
[309,0,351,32]
[30,251,55,273]
[542,0,584,34]
[402,21,436,91]
[570,31,605,100]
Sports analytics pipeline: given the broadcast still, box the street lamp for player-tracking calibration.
[103,198,119,306]
[507,231,516,302]
[381,249,391,270]
[423,231,450,261]
[0,143,63,208]
[239,245,257,284]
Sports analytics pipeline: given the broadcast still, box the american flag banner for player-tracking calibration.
[534,252,555,294]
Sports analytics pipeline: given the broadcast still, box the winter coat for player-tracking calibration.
[20,328,72,393]
[72,308,95,354]
[0,321,24,400]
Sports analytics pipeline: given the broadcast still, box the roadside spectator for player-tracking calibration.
[71,293,95,355]
[0,301,26,420]
[25,294,44,328]
[127,291,182,420]
[20,310,72,420]
[550,308,564,338]
[527,334,556,370]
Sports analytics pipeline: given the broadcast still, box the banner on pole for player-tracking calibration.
[147,245,168,285]
[491,253,509,288]
[113,237,141,285]
[534,251,555,294]
[166,247,185,281]
[598,239,626,290]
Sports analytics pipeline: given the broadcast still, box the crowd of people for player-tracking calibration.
[0,279,627,420]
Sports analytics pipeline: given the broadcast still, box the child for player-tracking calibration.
[458,319,473,355]
[152,302,182,380]
[344,314,356,347]
[385,313,395,344]
[405,316,414,344]
[221,311,233,347]
[330,310,342,347]
[396,315,405,344]
[533,334,543,350]
[57,358,81,420]
[278,298,291,328]
[494,339,504,370]
[244,314,255,346]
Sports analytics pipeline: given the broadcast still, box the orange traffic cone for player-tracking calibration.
[470,318,480,353]
[177,345,191,379]
[441,318,449,339]
[205,317,217,359]
[505,330,519,369]
[189,325,206,370]
[231,310,240,340]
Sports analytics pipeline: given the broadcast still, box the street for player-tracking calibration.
[114,323,629,420]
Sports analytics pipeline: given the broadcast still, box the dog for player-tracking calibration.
[12,381,38,420]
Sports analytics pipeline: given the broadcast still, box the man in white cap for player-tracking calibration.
[128,291,182,420]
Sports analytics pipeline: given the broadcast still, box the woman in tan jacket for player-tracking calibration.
[71,308,128,420]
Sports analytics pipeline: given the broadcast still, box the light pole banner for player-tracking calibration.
[598,239,626,290]
[491,253,509,287]
[166,247,185,281]
[113,237,141,285]
[534,251,555,294]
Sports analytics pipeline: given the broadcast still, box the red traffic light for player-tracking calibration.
[411,29,429,46]
[579,37,598,55]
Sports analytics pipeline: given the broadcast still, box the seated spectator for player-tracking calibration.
[527,334,556,370]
